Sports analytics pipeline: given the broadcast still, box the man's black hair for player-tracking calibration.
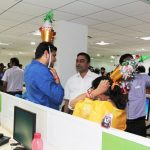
[119,54,133,65]
[35,42,57,59]
[77,52,91,63]
[101,67,105,70]
[10,57,19,66]
[136,65,146,73]
[148,67,150,76]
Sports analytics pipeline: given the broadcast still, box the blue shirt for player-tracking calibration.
[24,60,64,110]
[127,73,150,119]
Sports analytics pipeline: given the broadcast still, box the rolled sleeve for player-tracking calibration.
[2,70,8,82]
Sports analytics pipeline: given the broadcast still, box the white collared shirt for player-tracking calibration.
[64,70,98,102]
[2,66,24,92]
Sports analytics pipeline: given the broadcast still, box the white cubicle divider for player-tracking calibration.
[46,109,102,150]
[0,92,48,141]
[1,92,150,150]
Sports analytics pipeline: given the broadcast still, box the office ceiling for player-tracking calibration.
[0,0,150,61]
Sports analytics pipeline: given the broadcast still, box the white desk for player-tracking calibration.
[0,126,59,150]
[0,126,16,150]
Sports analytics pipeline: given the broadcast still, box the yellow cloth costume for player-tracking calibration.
[73,98,126,130]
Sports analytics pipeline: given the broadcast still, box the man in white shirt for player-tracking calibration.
[2,57,24,96]
[64,52,98,114]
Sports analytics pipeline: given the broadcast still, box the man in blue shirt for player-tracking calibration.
[24,42,64,110]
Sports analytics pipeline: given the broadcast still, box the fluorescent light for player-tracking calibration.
[30,42,36,45]
[97,54,100,57]
[96,41,110,45]
[140,36,150,40]
[110,55,115,59]
[91,57,94,59]
[32,30,41,36]
[0,42,9,46]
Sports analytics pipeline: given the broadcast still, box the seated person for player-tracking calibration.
[70,76,127,130]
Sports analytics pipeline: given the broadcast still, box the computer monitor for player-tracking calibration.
[145,97,150,121]
[13,106,36,150]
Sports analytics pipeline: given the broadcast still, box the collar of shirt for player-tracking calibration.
[12,66,19,69]
[76,70,93,78]
[32,60,48,69]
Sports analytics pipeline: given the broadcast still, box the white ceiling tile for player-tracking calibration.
[0,0,21,9]
[23,0,76,9]
[54,10,79,21]
[58,1,103,16]
[0,19,20,27]
[88,28,118,38]
[111,28,144,37]
[0,12,33,22]
[0,25,9,32]
[110,17,144,27]
[80,0,137,9]
[3,23,40,36]
[9,3,50,16]
[27,16,45,26]
[28,10,79,26]
[92,23,123,31]
[135,12,150,22]
[111,1,150,16]
[128,23,150,33]
[71,17,102,26]
[88,10,126,22]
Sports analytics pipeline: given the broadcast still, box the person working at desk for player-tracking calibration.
[24,42,64,110]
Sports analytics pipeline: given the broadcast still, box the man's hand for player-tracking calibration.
[49,68,60,84]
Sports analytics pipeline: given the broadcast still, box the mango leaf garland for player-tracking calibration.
[139,55,150,62]
[44,10,54,23]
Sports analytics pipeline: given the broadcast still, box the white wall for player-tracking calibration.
[54,21,88,86]
[91,60,115,73]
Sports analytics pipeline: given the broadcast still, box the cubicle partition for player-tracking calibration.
[1,92,150,150]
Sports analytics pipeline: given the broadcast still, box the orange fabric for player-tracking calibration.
[73,98,126,130]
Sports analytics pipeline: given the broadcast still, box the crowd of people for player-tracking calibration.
[1,42,150,138]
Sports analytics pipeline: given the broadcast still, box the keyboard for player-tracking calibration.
[0,136,10,146]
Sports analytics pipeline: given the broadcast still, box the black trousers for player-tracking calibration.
[126,116,146,137]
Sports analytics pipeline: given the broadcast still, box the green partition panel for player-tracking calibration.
[102,132,150,150]
[0,93,1,112]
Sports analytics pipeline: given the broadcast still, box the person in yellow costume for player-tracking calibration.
[70,76,127,130]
